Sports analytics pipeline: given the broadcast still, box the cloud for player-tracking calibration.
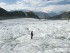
[16,0,64,7]
[0,0,70,12]
[43,4,70,13]
[0,2,6,6]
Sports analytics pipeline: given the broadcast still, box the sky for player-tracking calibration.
[0,0,16,4]
[0,0,70,13]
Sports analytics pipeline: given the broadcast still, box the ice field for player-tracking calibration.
[0,18,70,53]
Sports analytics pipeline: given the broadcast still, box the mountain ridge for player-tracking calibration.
[0,7,39,20]
[0,7,70,20]
[48,11,70,20]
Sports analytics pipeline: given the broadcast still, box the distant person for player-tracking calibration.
[68,20,69,22]
[31,31,33,39]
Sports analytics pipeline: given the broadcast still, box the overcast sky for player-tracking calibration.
[0,0,70,12]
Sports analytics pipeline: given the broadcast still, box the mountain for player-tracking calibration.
[48,11,70,20]
[0,7,50,20]
[0,7,39,20]
[34,11,50,19]
[8,11,26,17]
[47,12,59,17]
[25,11,39,19]
[1,7,70,20]
[0,7,8,17]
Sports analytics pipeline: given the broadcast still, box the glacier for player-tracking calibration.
[0,18,70,53]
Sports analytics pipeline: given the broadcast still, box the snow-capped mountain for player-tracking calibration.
[33,11,50,19]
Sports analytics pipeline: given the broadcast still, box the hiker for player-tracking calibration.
[68,20,69,22]
[31,31,33,39]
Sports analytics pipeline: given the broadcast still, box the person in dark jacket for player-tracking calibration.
[31,31,33,39]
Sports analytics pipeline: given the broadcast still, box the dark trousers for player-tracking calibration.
[31,35,33,39]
